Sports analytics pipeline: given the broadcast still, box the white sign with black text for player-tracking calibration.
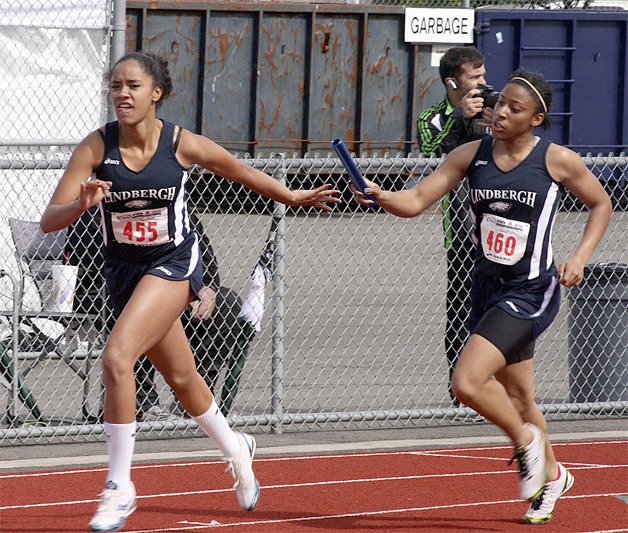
[404,8,475,44]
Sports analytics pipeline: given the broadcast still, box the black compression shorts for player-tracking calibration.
[473,306,535,365]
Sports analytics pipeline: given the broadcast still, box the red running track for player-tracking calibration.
[1,440,626,532]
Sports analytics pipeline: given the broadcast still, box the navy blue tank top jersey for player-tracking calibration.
[466,136,563,284]
[95,120,193,262]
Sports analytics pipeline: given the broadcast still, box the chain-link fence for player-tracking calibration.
[0,0,111,140]
[1,0,626,445]
[1,150,626,445]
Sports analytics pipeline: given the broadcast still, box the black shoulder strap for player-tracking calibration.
[174,125,183,152]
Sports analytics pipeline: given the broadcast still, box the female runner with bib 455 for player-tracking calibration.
[40,52,340,532]
[350,68,611,525]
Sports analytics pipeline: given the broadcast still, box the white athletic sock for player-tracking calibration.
[192,401,240,459]
[104,421,136,492]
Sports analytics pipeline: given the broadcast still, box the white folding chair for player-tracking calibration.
[0,218,104,426]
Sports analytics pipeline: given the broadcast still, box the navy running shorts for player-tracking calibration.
[103,232,203,317]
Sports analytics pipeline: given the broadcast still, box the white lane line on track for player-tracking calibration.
[0,431,625,471]
[2,464,626,511]
[573,530,628,533]
[119,493,628,532]
[416,451,624,468]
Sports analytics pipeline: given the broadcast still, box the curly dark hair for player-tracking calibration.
[108,52,173,109]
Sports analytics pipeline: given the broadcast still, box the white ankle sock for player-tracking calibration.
[104,421,136,492]
[192,401,240,459]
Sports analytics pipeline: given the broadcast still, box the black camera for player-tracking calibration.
[478,84,500,109]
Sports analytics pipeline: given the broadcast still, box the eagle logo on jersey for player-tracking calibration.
[125,199,151,209]
[489,201,511,213]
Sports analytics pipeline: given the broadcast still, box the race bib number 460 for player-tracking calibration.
[111,208,170,246]
[480,214,529,265]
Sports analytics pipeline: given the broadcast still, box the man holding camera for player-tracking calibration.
[417,46,493,405]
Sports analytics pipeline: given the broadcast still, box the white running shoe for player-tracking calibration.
[524,463,574,524]
[224,432,260,510]
[510,423,547,501]
[142,405,172,422]
[89,480,137,532]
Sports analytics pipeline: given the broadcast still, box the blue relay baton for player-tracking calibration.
[332,138,378,207]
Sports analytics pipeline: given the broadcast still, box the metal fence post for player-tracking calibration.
[270,156,287,434]
[108,0,126,122]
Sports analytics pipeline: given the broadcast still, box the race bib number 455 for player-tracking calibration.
[480,214,529,266]
[111,208,171,246]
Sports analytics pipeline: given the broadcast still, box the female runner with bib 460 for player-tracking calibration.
[350,68,611,525]
[40,52,340,532]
